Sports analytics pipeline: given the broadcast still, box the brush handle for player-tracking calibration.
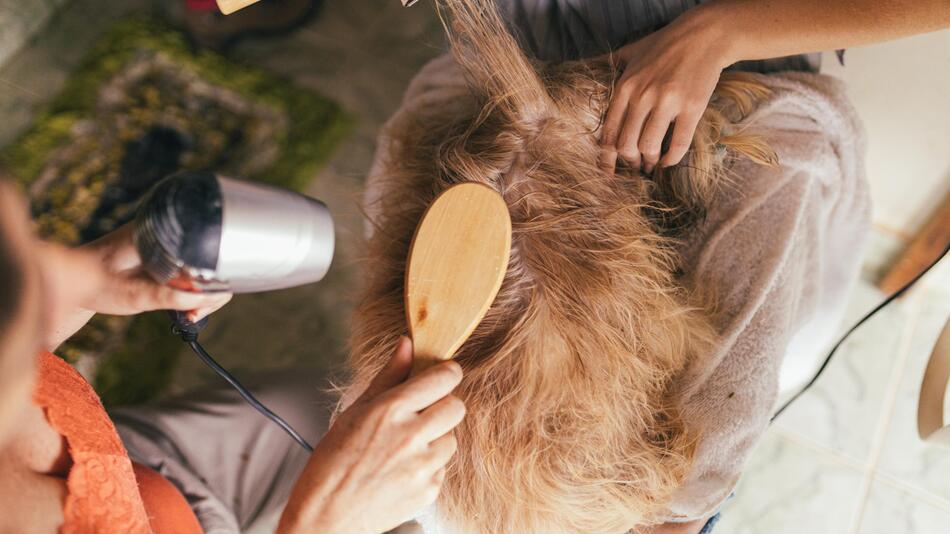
[216,0,264,15]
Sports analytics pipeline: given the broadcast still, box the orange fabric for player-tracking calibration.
[132,463,203,534]
[32,352,200,534]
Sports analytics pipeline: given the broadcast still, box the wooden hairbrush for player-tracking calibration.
[216,0,264,15]
[218,0,417,16]
[405,183,512,375]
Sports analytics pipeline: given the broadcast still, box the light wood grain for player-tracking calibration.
[216,0,264,15]
[918,318,950,445]
[405,183,512,375]
[879,191,950,295]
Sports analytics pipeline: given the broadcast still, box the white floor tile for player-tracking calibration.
[856,478,950,534]
[874,289,950,503]
[717,430,864,534]
[821,30,950,238]
[773,279,913,463]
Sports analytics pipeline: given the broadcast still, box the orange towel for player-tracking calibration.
[33,352,201,534]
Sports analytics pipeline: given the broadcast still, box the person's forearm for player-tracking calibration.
[45,308,95,351]
[636,519,706,534]
[692,0,950,65]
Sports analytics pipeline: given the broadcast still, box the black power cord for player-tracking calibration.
[772,240,950,422]
[171,320,314,452]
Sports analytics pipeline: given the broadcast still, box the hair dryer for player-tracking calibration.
[131,170,335,452]
[134,170,334,296]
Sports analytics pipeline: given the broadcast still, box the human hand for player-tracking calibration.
[600,7,734,174]
[79,224,232,318]
[41,224,231,348]
[278,337,465,534]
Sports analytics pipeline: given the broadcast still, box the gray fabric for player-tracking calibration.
[498,0,821,73]
[110,368,339,534]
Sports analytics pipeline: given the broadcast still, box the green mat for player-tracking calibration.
[1,19,350,406]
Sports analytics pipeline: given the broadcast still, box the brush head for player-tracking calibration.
[405,183,512,374]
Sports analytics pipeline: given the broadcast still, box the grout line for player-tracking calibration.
[846,290,925,534]
[873,471,950,513]
[870,222,912,241]
[0,75,41,99]
[771,426,868,472]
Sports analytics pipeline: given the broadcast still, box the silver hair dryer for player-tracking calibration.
[132,170,334,452]
[134,170,335,295]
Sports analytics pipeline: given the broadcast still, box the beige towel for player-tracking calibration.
[669,70,871,520]
[364,54,871,524]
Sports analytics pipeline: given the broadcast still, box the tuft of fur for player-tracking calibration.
[348,1,776,532]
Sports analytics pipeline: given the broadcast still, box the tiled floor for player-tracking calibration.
[1,2,948,533]
[720,275,950,534]
[821,33,950,240]
[0,0,68,67]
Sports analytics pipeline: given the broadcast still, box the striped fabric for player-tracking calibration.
[498,0,821,73]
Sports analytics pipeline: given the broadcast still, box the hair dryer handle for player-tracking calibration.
[168,310,209,341]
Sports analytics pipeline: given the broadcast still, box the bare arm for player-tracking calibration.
[0,465,67,533]
[640,519,707,534]
[0,403,69,532]
[711,0,950,62]
[602,0,950,171]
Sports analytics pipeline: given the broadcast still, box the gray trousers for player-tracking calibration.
[110,369,338,534]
